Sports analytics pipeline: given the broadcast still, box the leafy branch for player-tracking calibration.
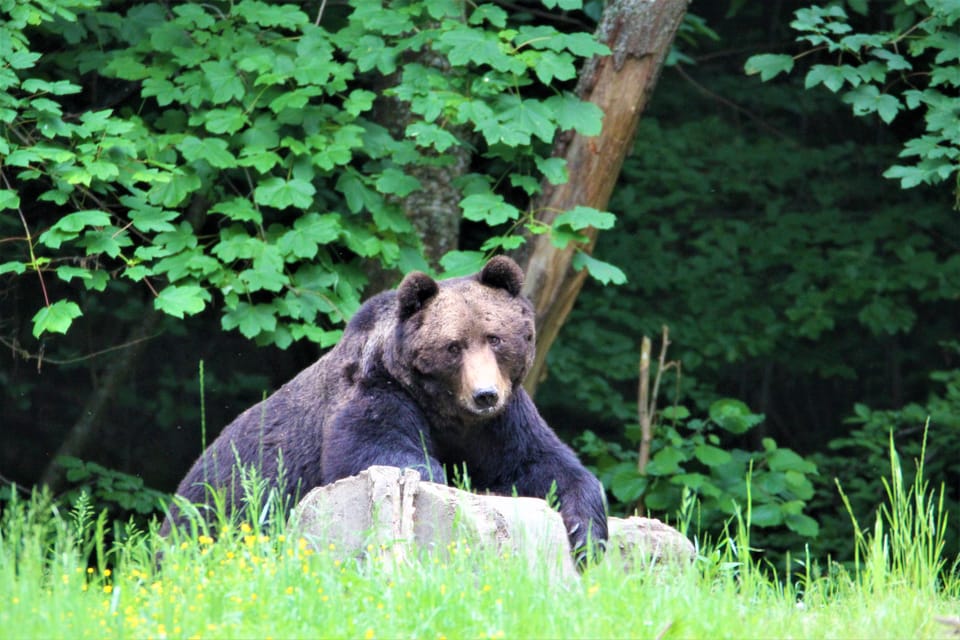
[744,2,960,202]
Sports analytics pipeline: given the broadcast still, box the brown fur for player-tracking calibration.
[163,256,607,560]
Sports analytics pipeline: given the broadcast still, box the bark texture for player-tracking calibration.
[517,0,690,396]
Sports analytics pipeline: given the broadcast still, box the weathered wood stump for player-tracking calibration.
[290,466,695,577]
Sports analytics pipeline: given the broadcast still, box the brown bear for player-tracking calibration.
[162,256,607,558]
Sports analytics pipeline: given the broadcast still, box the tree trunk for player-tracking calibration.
[517,0,690,396]
[40,310,160,492]
[370,51,472,274]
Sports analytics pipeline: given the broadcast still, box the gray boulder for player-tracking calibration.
[290,465,694,576]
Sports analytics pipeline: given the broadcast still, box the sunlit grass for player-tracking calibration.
[2,431,957,639]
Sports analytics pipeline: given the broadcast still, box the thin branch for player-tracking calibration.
[673,64,796,142]
[314,0,328,26]
[0,331,161,366]
[1,169,50,308]
[649,325,671,416]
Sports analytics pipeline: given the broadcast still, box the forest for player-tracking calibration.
[1,0,958,570]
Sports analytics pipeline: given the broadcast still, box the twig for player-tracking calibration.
[638,325,672,475]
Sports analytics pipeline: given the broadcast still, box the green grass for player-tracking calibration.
[2,437,958,639]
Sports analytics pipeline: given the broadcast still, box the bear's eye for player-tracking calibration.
[487,335,502,347]
[447,343,462,356]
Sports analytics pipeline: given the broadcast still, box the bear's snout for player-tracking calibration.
[459,346,509,417]
[472,387,500,411]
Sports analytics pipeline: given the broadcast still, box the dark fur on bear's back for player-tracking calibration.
[162,256,607,554]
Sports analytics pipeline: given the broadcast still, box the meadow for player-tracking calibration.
[2,442,957,639]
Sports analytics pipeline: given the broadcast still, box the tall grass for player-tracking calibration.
[1,432,957,639]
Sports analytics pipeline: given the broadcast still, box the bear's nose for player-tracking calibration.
[473,387,499,410]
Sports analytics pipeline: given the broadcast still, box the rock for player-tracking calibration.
[290,466,694,574]
[608,516,697,571]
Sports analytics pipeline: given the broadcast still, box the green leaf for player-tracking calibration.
[545,93,603,135]
[571,252,627,286]
[535,157,568,185]
[277,213,341,259]
[205,107,248,134]
[178,136,237,168]
[200,60,245,104]
[240,244,288,292]
[468,4,507,27]
[79,229,130,258]
[439,28,523,74]
[805,65,847,92]
[51,209,111,233]
[0,262,26,276]
[375,168,421,197]
[148,171,202,208]
[785,513,820,537]
[0,190,21,211]
[154,284,210,318]
[128,206,178,233]
[843,84,901,123]
[767,447,817,474]
[481,234,525,252]
[354,35,396,74]
[709,398,764,434]
[530,50,576,84]
[57,266,108,291]
[211,197,262,224]
[744,53,795,81]
[609,463,647,503]
[694,444,733,467]
[254,177,316,209]
[500,97,556,143]
[406,122,459,152]
[661,405,691,421]
[235,0,309,28]
[439,250,486,278]
[553,206,616,231]
[646,447,685,476]
[343,89,376,117]
[749,503,783,527]
[460,193,520,225]
[222,302,278,339]
[38,210,111,249]
[882,164,926,189]
[32,300,83,338]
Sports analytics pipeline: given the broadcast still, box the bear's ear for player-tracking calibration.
[397,271,439,320]
[479,256,524,297]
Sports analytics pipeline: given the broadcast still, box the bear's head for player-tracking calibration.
[391,256,535,423]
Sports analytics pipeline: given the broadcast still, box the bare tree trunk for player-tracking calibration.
[517,0,690,396]
[40,311,160,492]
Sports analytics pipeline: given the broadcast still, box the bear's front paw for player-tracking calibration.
[566,518,607,570]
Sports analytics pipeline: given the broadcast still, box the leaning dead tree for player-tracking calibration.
[517,0,690,396]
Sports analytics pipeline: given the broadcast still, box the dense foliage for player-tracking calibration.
[537,0,959,561]
[1,0,610,346]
